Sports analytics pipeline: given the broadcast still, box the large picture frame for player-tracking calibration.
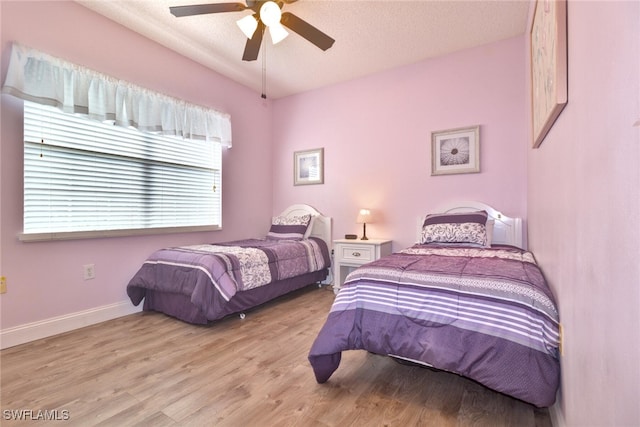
[294,148,324,185]
[431,126,480,176]
[530,0,568,148]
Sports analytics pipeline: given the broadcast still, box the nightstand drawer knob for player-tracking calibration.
[352,252,361,257]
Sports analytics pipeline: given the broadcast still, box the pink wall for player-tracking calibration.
[527,1,640,426]
[4,2,638,425]
[272,36,528,249]
[0,2,274,328]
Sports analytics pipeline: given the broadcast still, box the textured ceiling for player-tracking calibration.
[76,0,530,99]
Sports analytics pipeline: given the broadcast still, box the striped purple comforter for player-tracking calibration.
[308,244,560,407]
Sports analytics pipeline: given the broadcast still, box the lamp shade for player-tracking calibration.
[237,15,258,39]
[260,1,282,27]
[268,22,289,44]
[356,209,372,224]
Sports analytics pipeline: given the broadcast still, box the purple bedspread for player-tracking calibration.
[128,237,330,320]
[308,244,560,407]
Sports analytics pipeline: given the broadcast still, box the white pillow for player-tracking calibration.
[303,215,316,239]
[485,219,495,247]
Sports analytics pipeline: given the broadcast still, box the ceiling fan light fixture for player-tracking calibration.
[236,14,258,39]
[269,22,289,44]
[169,0,334,62]
[259,1,282,27]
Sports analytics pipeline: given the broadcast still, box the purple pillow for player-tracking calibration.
[266,214,311,240]
[421,210,489,246]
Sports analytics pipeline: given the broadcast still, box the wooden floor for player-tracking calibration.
[1,285,551,426]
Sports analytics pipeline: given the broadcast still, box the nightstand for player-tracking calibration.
[332,239,392,293]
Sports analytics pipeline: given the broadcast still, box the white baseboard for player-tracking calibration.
[0,301,142,350]
[549,399,566,427]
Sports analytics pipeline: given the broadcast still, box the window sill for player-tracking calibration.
[19,225,222,242]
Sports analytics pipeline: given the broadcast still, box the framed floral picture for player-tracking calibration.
[431,126,480,176]
[294,148,324,185]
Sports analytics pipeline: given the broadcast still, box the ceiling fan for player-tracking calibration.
[170,0,335,61]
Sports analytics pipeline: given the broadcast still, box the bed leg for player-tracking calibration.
[239,313,246,320]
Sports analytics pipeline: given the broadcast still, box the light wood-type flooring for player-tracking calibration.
[1,285,552,426]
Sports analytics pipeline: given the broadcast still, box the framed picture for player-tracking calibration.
[294,148,324,185]
[431,126,480,176]
[530,0,568,148]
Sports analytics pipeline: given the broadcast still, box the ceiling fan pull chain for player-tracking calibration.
[261,31,267,99]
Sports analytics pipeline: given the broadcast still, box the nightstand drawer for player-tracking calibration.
[332,239,392,293]
[339,245,374,263]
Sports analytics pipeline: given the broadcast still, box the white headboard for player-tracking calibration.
[418,201,524,249]
[278,204,332,248]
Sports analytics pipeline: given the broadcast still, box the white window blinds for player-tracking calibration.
[23,101,222,236]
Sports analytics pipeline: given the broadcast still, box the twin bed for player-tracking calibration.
[127,204,332,324]
[127,201,560,408]
[308,202,560,408]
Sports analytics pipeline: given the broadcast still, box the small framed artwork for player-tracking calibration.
[431,126,480,176]
[294,148,324,185]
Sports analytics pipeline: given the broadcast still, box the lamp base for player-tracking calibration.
[361,223,368,240]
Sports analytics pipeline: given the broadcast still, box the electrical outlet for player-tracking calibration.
[0,276,6,294]
[83,264,95,280]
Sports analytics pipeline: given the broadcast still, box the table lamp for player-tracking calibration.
[356,208,372,240]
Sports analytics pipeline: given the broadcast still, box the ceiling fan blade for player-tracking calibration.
[280,12,335,51]
[242,20,265,61]
[170,3,246,17]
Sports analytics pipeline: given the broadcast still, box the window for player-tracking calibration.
[22,101,222,240]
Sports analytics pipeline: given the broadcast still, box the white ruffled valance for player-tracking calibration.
[2,43,232,147]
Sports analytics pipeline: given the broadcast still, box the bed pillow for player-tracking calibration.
[421,210,489,246]
[425,219,495,248]
[266,214,312,240]
[303,215,316,239]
